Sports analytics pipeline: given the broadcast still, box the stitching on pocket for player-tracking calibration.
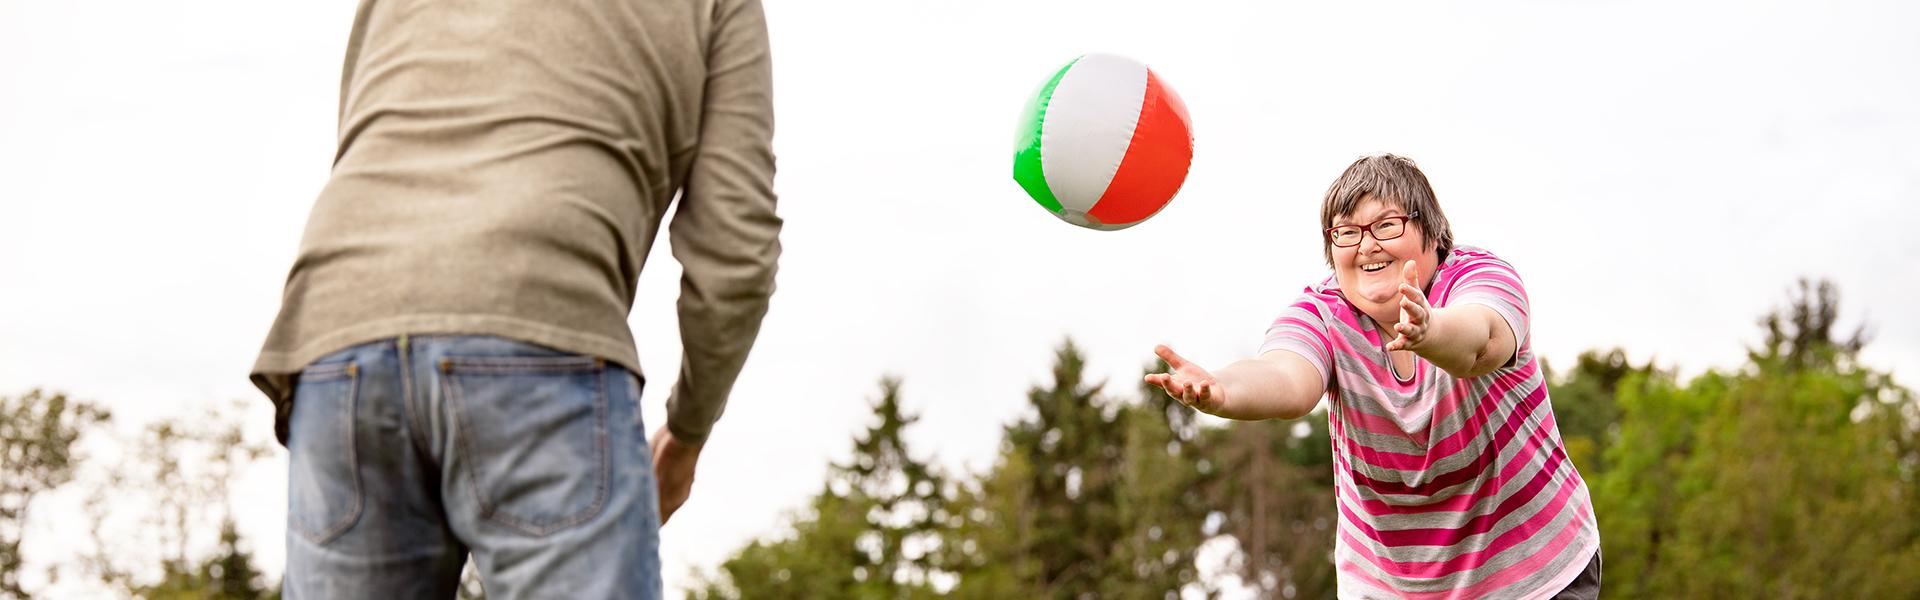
[294,361,365,545]
[301,360,356,380]
[442,355,602,374]
[446,360,611,537]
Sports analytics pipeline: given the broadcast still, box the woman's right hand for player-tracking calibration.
[1144,344,1227,415]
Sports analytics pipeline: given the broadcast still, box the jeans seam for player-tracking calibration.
[399,340,431,458]
[296,361,366,545]
[446,364,612,537]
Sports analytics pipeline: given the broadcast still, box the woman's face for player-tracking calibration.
[1330,196,1435,324]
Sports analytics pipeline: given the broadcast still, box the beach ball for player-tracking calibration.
[1012,53,1194,230]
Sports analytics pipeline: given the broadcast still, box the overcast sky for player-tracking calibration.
[3,0,1917,596]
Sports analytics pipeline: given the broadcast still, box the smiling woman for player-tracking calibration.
[1146,154,1602,599]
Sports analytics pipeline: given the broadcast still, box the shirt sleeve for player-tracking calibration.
[665,0,782,445]
[1443,255,1531,366]
[1258,293,1336,386]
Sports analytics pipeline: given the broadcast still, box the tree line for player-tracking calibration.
[691,279,1920,599]
[2,279,1914,598]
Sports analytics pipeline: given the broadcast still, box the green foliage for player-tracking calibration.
[954,341,1130,597]
[941,341,1222,599]
[83,402,276,600]
[701,278,1918,598]
[1198,416,1334,600]
[131,520,275,600]
[1548,349,1655,474]
[694,378,951,599]
[1106,368,1214,598]
[0,389,110,598]
[1592,278,1920,598]
[701,341,1354,598]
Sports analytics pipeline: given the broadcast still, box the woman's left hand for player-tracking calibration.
[1386,260,1431,351]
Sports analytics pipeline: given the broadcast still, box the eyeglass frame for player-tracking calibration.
[1324,210,1420,248]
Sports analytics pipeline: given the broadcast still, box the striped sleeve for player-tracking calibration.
[1445,254,1531,357]
[1258,293,1335,384]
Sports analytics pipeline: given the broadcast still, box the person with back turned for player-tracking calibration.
[250,1,782,597]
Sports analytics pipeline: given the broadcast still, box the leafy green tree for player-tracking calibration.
[1594,279,1920,598]
[0,389,110,598]
[84,403,275,599]
[1549,349,1659,475]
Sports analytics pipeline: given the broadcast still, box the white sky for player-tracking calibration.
[3,0,1917,596]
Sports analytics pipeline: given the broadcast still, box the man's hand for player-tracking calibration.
[649,425,702,525]
[1144,344,1228,415]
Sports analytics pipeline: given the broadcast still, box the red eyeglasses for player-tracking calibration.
[1326,211,1419,248]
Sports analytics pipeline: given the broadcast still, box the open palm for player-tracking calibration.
[1144,344,1226,414]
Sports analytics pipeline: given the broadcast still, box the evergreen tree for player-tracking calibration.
[946,341,1130,598]
[1200,415,1335,599]
[696,378,950,599]
[948,341,1217,599]
[1103,363,1214,599]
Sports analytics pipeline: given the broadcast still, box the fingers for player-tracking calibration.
[652,427,701,525]
[1388,319,1425,351]
[1398,260,1429,310]
[1399,293,1428,324]
[1148,373,1206,407]
[1153,344,1187,369]
[1144,373,1171,389]
[1145,373,1184,398]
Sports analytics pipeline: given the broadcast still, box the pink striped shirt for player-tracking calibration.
[1260,246,1599,599]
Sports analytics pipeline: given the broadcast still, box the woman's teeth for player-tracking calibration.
[1361,261,1390,273]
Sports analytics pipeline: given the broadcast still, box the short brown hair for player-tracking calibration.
[1319,154,1454,266]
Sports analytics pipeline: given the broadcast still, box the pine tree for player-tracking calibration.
[1201,415,1335,599]
[696,378,950,599]
[966,340,1127,597]
[1104,361,1215,599]
[949,341,1217,599]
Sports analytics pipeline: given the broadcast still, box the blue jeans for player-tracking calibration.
[284,336,661,599]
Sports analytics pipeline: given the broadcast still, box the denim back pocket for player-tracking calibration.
[443,355,610,536]
[287,360,363,545]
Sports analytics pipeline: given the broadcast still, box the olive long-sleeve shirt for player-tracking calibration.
[252,0,781,445]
